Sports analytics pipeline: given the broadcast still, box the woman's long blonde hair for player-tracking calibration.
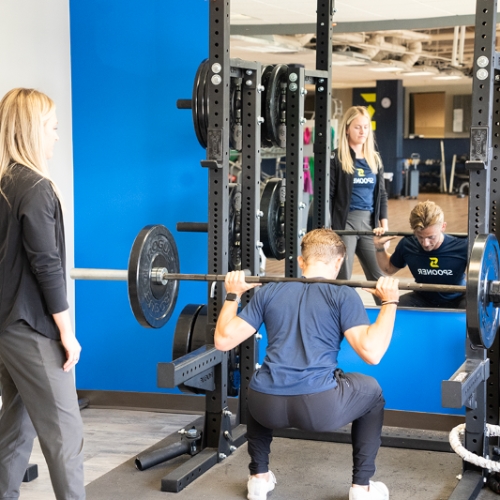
[0,88,58,202]
[337,106,382,175]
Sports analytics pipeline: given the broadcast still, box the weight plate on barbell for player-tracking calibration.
[128,225,180,328]
[467,233,500,348]
[260,178,286,260]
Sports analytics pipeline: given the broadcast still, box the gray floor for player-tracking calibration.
[17,407,500,500]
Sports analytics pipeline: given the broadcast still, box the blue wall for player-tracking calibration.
[70,1,209,392]
[257,308,466,415]
[337,308,465,415]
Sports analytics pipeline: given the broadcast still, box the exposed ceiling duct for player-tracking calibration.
[229,24,492,83]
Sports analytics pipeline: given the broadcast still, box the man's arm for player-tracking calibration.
[373,235,401,275]
[214,302,256,351]
[214,270,261,352]
[345,276,399,364]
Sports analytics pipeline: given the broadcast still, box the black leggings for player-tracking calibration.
[246,371,385,485]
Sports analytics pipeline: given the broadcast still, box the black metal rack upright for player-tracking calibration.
[442,0,500,497]
[284,1,334,277]
[230,58,262,426]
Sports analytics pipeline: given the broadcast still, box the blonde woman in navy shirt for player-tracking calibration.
[330,106,389,283]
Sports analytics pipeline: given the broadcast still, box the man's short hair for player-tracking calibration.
[301,228,346,264]
[409,200,444,231]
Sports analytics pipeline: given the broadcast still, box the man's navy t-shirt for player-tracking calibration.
[238,282,369,396]
[390,234,468,305]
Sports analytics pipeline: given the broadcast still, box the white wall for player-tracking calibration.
[0,0,75,320]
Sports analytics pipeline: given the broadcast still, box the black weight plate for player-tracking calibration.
[229,184,242,271]
[260,66,274,148]
[467,233,500,348]
[265,64,287,148]
[229,78,242,152]
[260,178,286,260]
[198,60,209,149]
[192,59,208,149]
[200,60,209,148]
[188,306,239,397]
[190,304,208,353]
[172,303,205,361]
[173,305,239,396]
[172,304,206,395]
[128,225,180,328]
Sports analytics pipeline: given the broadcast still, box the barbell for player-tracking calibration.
[70,225,500,349]
[335,230,468,238]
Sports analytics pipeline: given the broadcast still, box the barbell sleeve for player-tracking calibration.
[70,269,128,281]
[70,267,468,294]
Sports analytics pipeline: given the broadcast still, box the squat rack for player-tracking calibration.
[139,0,500,497]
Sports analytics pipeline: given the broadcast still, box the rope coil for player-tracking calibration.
[450,423,500,472]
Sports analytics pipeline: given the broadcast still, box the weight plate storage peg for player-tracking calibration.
[128,225,180,328]
[467,233,500,349]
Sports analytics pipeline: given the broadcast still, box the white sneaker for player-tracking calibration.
[349,481,389,500]
[247,470,277,500]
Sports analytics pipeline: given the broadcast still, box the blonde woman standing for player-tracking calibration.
[0,88,85,499]
[330,106,388,282]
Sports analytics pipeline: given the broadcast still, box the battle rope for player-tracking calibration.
[449,423,500,472]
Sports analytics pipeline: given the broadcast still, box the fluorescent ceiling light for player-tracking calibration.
[403,71,439,76]
[433,74,463,80]
[433,69,466,80]
[368,66,402,72]
[235,45,299,54]
[230,13,255,21]
[331,60,368,66]
[231,34,309,54]
[331,51,370,66]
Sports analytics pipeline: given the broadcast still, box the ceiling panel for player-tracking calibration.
[229,0,490,88]
[231,0,485,25]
